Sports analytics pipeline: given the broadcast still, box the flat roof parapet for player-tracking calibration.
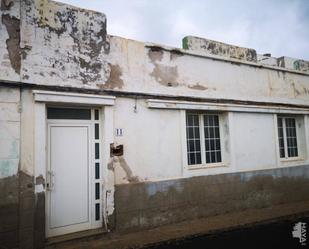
[182,36,309,73]
[182,36,257,62]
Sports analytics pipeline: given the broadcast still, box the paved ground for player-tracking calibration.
[46,201,309,249]
[142,216,309,249]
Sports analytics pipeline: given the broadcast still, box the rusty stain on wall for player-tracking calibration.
[1,14,20,74]
[188,84,208,91]
[35,174,45,188]
[169,49,184,61]
[108,156,139,183]
[147,47,180,87]
[118,156,139,183]
[100,63,124,89]
[291,82,301,97]
[1,0,13,10]
[148,47,206,89]
[20,45,32,60]
[150,64,179,87]
[148,47,164,62]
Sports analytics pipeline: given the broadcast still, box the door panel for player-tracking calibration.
[47,124,91,237]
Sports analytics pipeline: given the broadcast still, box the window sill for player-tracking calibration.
[188,162,228,170]
[279,157,304,163]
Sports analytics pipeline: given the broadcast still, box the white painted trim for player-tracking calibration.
[180,110,187,177]
[33,91,115,237]
[34,103,46,194]
[147,99,309,114]
[33,90,115,106]
[273,114,280,168]
[182,111,231,177]
[101,106,115,229]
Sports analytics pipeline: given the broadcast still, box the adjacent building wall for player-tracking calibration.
[0,87,20,249]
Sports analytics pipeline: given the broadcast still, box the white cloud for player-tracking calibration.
[60,0,309,60]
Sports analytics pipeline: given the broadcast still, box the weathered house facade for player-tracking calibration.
[1,0,309,248]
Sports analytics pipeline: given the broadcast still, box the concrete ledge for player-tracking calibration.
[33,90,115,106]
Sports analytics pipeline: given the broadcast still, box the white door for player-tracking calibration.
[46,123,91,237]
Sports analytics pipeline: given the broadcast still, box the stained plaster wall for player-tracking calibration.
[0,0,111,247]
[1,0,309,243]
[0,87,21,248]
[105,36,309,106]
[1,1,309,107]
[0,0,21,82]
[112,98,309,185]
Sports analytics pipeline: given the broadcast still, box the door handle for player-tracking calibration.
[46,170,55,191]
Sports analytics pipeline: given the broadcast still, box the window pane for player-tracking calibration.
[95,163,100,179]
[47,107,91,120]
[205,139,210,151]
[95,203,100,220]
[215,127,220,137]
[209,127,214,137]
[214,115,219,126]
[278,117,298,159]
[216,151,222,162]
[209,116,214,126]
[95,123,99,140]
[186,113,201,165]
[95,143,100,159]
[211,152,216,163]
[210,139,215,151]
[285,118,298,158]
[203,114,222,163]
[277,117,285,158]
[95,182,100,200]
[196,153,201,164]
[206,151,210,163]
[94,109,99,120]
[215,139,221,150]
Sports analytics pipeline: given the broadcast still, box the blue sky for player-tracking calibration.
[60,0,309,60]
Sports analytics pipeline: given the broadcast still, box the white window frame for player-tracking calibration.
[276,115,305,162]
[185,111,226,169]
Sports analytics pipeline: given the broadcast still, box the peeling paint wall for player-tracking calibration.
[1,0,309,244]
[20,0,110,86]
[183,36,257,62]
[0,0,110,87]
[1,1,309,107]
[105,36,309,107]
[0,0,21,81]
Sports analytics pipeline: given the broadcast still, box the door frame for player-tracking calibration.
[33,90,115,238]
